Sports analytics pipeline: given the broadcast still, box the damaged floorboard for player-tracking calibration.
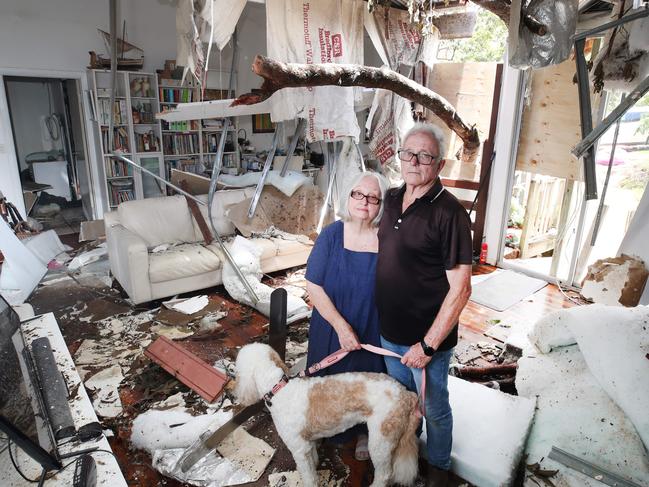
[26,264,577,486]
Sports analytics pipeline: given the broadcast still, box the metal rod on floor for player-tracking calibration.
[280,118,306,177]
[110,152,259,304]
[247,125,281,219]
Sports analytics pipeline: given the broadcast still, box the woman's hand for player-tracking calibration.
[335,321,362,351]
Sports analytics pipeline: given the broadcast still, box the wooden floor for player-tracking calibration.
[458,264,577,344]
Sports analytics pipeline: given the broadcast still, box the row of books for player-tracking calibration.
[97,99,128,125]
[203,133,222,153]
[105,158,132,178]
[101,127,130,153]
[162,120,200,131]
[135,132,161,153]
[167,157,205,176]
[108,180,135,206]
[163,133,199,155]
[159,87,194,103]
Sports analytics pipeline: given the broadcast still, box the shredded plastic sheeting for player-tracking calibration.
[518,305,649,486]
[221,236,309,318]
[449,377,536,487]
[508,0,579,69]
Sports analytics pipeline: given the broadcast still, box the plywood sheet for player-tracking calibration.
[426,62,498,161]
[515,61,583,180]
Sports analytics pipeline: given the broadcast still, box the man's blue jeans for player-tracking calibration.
[380,336,453,471]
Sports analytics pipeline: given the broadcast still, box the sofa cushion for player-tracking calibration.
[118,195,197,248]
[149,243,221,283]
[252,237,312,261]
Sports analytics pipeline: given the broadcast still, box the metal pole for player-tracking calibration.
[574,38,598,200]
[111,152,259,303]
[108,0,118,153]
[590,95,624,246]
[354,140,366,172]
[247,126,281,219]
[280,118,306,177]
[317,142,337,233]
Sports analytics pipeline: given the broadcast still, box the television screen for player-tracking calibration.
[0,296,56,457]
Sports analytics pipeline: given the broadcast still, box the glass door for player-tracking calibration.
[136,155,165,198]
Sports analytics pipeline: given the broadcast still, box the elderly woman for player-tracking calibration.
[305,170,389,460]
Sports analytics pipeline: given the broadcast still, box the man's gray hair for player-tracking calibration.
[337,171,390,227]
[401,122,448,161]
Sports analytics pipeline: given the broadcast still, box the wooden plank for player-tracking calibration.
[515,61,585,180]
[441,177,480,190]
[426,62,499,161]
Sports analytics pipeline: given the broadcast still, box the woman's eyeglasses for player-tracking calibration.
[397,149,438,165]
[350,191,381,205]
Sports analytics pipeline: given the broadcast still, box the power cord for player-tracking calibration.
[7,437,122,484]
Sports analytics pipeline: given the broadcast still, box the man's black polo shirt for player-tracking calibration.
[376,178,473,350]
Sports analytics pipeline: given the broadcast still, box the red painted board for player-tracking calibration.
[144,336,228,403]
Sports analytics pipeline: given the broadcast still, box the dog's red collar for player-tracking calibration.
[263,374,289,407]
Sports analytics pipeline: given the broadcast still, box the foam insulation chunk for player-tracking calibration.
[581,255,648,306]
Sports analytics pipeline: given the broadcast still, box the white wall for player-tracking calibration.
[619,185,649,305]
[0,0,176,75]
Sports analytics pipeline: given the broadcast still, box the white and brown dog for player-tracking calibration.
[233,343,421,487]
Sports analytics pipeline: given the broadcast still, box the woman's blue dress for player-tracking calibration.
[305,220,386,377]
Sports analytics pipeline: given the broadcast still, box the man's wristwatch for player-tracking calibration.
[420,339,436,356]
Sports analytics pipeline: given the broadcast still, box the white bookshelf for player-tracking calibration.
[88,69,165,209]
[157,79,240,182]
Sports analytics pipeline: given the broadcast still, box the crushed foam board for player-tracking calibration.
[198,311,226,332]
[517,344,649,486]
[581,255,648,306]
[163,295,209,315]
[68,244,108,271]
[527,308,577,353]
[268,469,343,487]
[218,170,310,197]
[84,364,124,418]
[131,409,233,455]
[564,304,649,450]
[221,236,309,318]
[448,376,535,487]
[22,229,69,265]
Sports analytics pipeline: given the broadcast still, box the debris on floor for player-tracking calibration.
[580,254,648,307]
[517,304,649,486]
[68,243,108,271]
[268,469,344,487]
[163,294,210,314]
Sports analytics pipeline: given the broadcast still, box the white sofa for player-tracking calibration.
[104,189,312,304]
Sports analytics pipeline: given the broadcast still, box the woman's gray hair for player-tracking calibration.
[401,122,448,161]
[337,171,389,227]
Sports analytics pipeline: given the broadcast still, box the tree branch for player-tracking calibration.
[471,0,547,36]
[234,55,481,162]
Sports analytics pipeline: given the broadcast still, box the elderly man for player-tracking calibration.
[375,123,473,486]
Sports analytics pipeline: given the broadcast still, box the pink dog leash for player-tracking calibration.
[299,343,427,415]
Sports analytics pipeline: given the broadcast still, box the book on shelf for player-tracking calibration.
[159,87,194,103]
[163,133,199,155]
[97,99,127,125]
[135,131,160,152]
[105,158,132,177]
[161,119,199,131]
[166,157,205,176]
[101,126,130,153]
[108,179,135,205]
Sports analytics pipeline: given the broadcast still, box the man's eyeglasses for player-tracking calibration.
[397,149,438,166]
[350,190,381,205]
